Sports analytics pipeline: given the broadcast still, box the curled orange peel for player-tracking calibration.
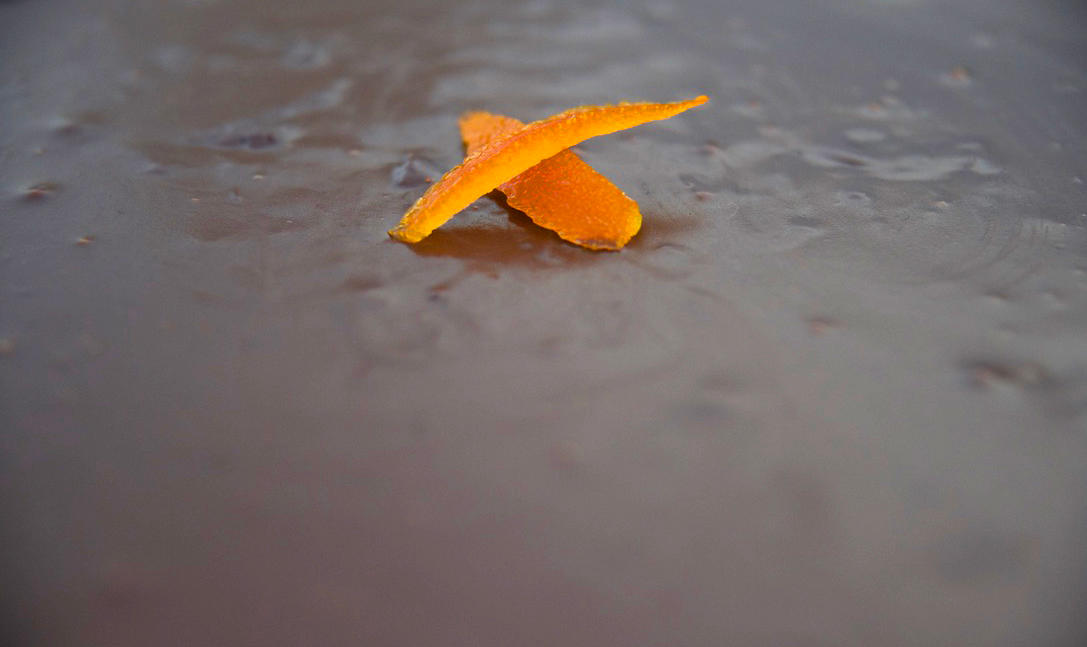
[459,112,641,250]
[388,96,709,248]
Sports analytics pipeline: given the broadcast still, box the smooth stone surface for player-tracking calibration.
[1,0,1085,645]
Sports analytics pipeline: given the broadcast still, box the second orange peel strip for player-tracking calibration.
[388,95,708,248]
[459,111,640,250]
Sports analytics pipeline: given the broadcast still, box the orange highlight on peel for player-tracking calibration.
[388,95,708,248]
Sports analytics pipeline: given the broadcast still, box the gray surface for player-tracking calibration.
[2,0,1086,645]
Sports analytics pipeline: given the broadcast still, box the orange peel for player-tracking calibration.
[388,96,709,247]
[459,112,640,250]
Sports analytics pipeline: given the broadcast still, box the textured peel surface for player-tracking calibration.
[458,111,640,250]
[388,96,708,244]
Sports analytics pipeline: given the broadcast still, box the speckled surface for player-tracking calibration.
[2,0,1086,645]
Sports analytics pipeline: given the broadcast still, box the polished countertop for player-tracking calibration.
[2,0,1086,645]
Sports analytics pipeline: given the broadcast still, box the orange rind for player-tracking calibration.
[388,95,708,248]
[459,112,640,250]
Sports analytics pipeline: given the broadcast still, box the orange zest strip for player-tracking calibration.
[388,96,709,244]
[459,112,640,250]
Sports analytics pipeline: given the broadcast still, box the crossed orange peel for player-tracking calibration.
[388,95,708,251]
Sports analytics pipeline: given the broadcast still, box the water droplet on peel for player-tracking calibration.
[252,173,265,181]
[76,235,95,246]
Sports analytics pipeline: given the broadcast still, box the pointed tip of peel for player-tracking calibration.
[388,226,422,243]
